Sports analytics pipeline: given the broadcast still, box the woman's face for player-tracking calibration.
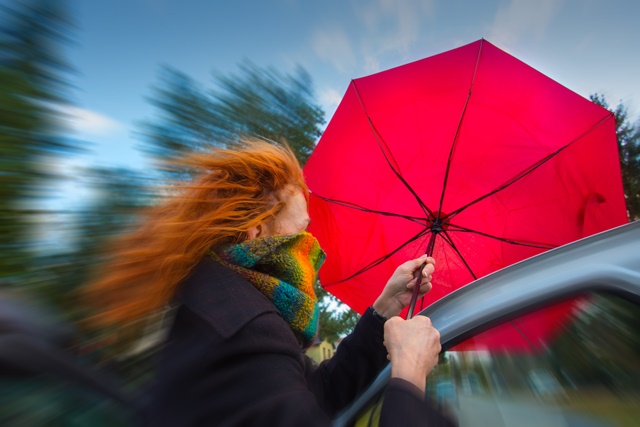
[270,188,311,236]
[247,187,311,239]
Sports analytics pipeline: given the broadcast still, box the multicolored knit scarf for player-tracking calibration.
[212,231,326,348]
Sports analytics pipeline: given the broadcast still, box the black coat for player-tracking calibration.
[142,258,454,426]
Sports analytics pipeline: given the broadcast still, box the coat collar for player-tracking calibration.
[178,258,279,339]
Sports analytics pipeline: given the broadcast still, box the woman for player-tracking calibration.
[86,140,452,426]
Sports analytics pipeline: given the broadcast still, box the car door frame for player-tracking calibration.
[334,221,640,427]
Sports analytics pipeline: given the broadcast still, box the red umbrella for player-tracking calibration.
[304,40,627,333]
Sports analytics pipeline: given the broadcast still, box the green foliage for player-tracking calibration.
[548,293,640,389]
[0,67,40,278]
[141,62,325,170]
[316,281,360,342]
[590,94,640,221]
[0,0,76,280]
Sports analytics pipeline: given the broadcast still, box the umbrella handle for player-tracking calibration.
[406,232,437,320]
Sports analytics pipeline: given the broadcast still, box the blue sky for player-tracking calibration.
[13,0,640,171]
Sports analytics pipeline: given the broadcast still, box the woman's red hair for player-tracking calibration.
[83,139,307,329]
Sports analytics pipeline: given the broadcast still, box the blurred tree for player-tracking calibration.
[32,167,156,322]
[0,0,76,280]
[548,293,640,390]
[141,62,325,169]
[590,94,640,221]
[0,3,146,422]
[316,283,360,342]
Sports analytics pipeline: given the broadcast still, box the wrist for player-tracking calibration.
[370,306,388,323]
[373,294,403,318]
[391,363,427,392]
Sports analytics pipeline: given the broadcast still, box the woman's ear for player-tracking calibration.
[246,222,272,240]
[246,225,261,240]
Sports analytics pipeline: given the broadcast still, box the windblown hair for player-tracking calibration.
[84,139,307,329]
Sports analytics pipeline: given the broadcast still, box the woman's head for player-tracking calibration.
[247,185,311,239]
[84,139,308,329]
[182,139,308,245]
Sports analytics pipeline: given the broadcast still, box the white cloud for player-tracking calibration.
[312,27,356,72]
[362,0,432,54]
[487,0,562,48]
[311,0,434,75]
[57,105,124,136]
[362,55,381,75]
[359,0,434,54]
[318,87,344,118]
[41,155,84,178]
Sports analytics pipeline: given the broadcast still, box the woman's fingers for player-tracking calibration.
[421,282,433,296]
[406,258,435,290]
[404,255,433,273]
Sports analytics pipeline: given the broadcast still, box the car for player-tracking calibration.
[337,220,640,427]
[0,288,136,425]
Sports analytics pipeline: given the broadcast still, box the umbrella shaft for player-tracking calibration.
[407,232,437,320]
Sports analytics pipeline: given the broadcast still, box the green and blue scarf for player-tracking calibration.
[212,231,326,348]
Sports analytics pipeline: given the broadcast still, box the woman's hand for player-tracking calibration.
[384,315,441,392]
[372,255,435,319]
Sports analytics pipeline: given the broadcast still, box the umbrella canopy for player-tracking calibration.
[450,297,583,352]
[304,39,627,323]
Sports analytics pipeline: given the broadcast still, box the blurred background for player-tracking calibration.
[0,0,638,425]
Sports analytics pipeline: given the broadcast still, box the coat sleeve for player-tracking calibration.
[306,307,390,416]
[381,379,458,427]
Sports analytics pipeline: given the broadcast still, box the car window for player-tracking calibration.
[425,292,640,427]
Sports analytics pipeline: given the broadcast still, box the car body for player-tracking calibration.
[336,221,640,427]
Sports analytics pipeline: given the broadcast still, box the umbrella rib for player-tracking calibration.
[508,319,539,352]
[446,112,615,220]
[437,39,485,217]
[440,229,478,281]
[325,227,432,287]
[350,80,434,218]
[310,192,427,225]
[447,223,556,249]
